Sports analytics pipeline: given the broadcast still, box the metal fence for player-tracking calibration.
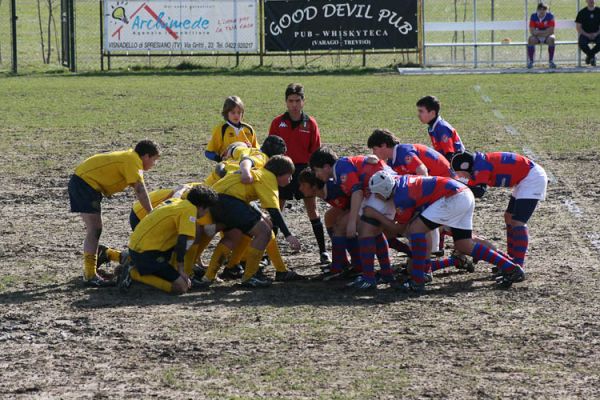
[0,0,588,74]
[422,0,582,67]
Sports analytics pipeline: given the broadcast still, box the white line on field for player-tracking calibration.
[504,125,520,136]
[492,109,505,120]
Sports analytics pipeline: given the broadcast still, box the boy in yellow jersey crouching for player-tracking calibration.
[200,155,303,288]
[121,186,218,294]
[68,140,159,287]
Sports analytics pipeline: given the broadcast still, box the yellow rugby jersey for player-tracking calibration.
[212,168,279,209]
[206,121,258,156]
[75,149,144,196]
[129,198,197,253]
[132,183,211,224]
[204,148,269,187]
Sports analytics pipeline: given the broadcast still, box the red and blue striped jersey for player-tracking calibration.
[428,116,465,157]
[324,179,350,210]
[530,12,555,30]
[333,155,391,196]
[390,143,454,178]
[468,152,535,188]
[392,175,468,224]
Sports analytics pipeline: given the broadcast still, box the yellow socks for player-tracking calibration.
[205,243,232,281]
[184,243,200,277]
[242,247,265,282]
[266,235,287,273]
[227,235,252,269]
[83,252,97,280]
[130,267,173,293]
[106,248,122,263]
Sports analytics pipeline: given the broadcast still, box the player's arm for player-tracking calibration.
[174,234,193,281]
[363,206,406,236]
[265,208,301,251]
[133,181,153,213]
[409,156,428,176]
[239,158,254,184]
[346,189,364,238]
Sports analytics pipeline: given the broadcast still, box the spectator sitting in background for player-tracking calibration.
[576,0,600,66]
[528,2,556,69]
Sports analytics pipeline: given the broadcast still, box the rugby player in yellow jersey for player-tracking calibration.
[201,155,303,288]
[68,140,159,287]
[204,96,258,163]
[122,186,218,294]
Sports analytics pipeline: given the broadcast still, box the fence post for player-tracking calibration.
[577,0,581,67]
[491,0,495,66]
[524,0,528,66]
[10,0,17,73]
[473,0,477,68]
[100,0,104,71]
[420,0,426,66]
[259,0,264,67]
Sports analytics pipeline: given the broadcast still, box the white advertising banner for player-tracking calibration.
[103,0,258,53]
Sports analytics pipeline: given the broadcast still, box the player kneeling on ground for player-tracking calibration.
[366,171,526,294]
[123,186,218,295]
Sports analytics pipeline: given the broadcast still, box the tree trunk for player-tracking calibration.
[37,0,47,63]
[47,0,53,64]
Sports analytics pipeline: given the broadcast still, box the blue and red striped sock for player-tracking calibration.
[548,45,555,61]
[347,237,361,272]
[527,45,535,62]
[358,237,377,283]
[375,234,392,277]
[506,224,514,258]
[471,242,518,274]
[409,233,428,284]
[331,236,348,273]
[511,225,529,267]
[428,257,460,272]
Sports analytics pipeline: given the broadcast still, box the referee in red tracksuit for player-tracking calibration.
[269,83,330,265]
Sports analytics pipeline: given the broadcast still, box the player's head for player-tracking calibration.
[186,185,219,217]
[285,83,305,114]
[222,96,244,124]
[309,147,338,182]
[222,141,249,160]
[451,151,475,179]
[367,129,399,160]
[265,155,295,187]
[369,171,396,200]
[416,95,441,124]
[261,135,287,158]
[588,0,595,9]
[134,139,161,171]
[298,167,325,198]
[537,2,548,16]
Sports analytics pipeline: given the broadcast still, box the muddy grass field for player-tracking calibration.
[1,73,600,399]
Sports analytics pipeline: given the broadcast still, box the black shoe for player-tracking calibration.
[317,268,345,281]
[431,250,445,258]
[191,276,213,289]
[83,274,115,288]
[585,55,592,65]
[260,255,271,267]
[218,264,244,280]
[592,57,597,67]
[453,252,475,273]
[275,270,307,282]
[241,276,272,288]
[495,266,526,289]
[117,258,133,291]
[319,252,332,265]
[393,279,425,295]
[254,267,271,281]
[96,245,110,268]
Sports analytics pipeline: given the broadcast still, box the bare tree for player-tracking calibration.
[37,0,47,63]
[0,0,3,64]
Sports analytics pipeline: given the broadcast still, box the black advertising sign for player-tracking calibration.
[265,0,418,51]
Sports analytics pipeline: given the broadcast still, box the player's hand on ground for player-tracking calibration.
[286,235,301,252]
